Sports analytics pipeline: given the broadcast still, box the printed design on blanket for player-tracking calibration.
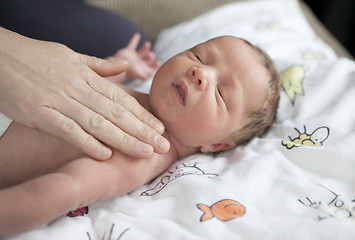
[141,162,218,196]
[298,185,355,222]
[302,50,327,60]
[280,65,306,105]
[281,125,330,149]
[66,206,89,217]
[86,223,130,240]
[255,20,283,30]
[197,199,246,222]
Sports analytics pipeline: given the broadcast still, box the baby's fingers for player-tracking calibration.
[138,41,153,58]
[130,64,156,81]
[126,33,141,50]
[138,42,160,68]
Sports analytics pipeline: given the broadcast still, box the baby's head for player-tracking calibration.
[150,35,280,154]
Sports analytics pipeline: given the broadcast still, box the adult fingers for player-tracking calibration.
[78,48,170,155]
[31,106,113,160]
[81,54,129,77]
[59,96,159,159]
[88,76,165,134]
[79,78,170,154]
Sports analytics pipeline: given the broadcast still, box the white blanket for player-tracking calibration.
[6,0,355,239]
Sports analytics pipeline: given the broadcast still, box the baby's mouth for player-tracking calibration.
[172,83,186,106]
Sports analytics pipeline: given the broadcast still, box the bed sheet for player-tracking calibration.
[5,0,355,239]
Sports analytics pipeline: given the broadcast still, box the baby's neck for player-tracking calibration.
[164,131,200,159]
[126,88,199,159]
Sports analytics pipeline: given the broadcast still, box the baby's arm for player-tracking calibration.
[0,121,83,188]
[0,148,176,236]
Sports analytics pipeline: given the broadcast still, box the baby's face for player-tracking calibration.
[149,36,269,149]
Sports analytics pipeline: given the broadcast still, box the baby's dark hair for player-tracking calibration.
[229,39,280,146]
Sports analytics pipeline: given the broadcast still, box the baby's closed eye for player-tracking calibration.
[194,53,202,63]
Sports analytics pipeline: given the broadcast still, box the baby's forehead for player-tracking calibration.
[202,36,246,49]
[198,36,264,67]
[193,36,256,61]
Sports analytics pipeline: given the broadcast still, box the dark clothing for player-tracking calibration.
[0,0,148,58]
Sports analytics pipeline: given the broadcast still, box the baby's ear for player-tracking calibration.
[200,141,236,153]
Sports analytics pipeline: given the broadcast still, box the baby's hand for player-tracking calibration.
[107,33,160,83]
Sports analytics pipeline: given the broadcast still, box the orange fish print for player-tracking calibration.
[197,199,246,222]
[66,206,89,217]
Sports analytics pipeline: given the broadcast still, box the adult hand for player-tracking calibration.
[0,27,170,160]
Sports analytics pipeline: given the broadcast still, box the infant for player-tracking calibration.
[0,35,280,235]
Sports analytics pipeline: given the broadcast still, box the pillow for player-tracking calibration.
[153,0,337,63]
[84,0,245,42]
[84,0,352,59]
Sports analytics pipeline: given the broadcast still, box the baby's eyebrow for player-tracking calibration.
[196,43,218,63]
[190,44,201,52]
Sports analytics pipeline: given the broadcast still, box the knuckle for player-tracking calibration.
[109,104,126,119]
[25,106,44,128]
[53,41,71,51]
[88,113,105,130]
[119,133,132,147]
[66,74,85,92]
[110,87,130,103]
[48,41,71,55]
[109,104,135,125]
[138,110,158,128]
[90,56,103,67]
[76,64,90,78]
[82,134,96,149]
[138,110,152,121]
[21,98,36,113]
[140,124,155,140]
[79,66,95,84]
[61,119,77,134]
[117,131,141,150]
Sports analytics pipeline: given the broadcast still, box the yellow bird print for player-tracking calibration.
[280,65,306,105]
[282,125,330,149]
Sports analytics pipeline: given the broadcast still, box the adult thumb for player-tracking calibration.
[80,54,129,77]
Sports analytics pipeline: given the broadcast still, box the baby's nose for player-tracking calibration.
[189,66,206,90]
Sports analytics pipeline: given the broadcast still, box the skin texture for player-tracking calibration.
[0,27,169,160]
[0,36,270,236]
[150,36,269,155]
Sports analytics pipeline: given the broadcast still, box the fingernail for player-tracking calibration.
[116,59,129,65]
[99,145,112,159]
[156,136,170,152]
[140,143,153,154]
[109,58,128,65]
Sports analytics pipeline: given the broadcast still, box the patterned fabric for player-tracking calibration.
[5,1,355,239]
